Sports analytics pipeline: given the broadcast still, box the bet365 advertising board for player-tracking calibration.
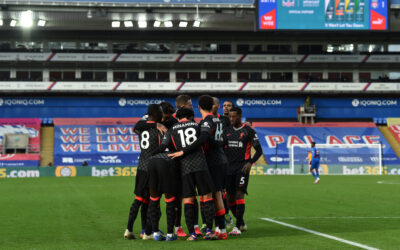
[257,0,388,30]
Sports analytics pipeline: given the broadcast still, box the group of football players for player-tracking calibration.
[124,94,263,241]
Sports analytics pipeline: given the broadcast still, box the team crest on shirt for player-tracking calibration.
[202,122,210,128]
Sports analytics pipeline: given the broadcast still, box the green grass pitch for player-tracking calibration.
[1,175,400,249]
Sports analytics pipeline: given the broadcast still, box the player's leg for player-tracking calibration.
[199,197,207,234]
[314,163,320,183]
[194,170,216,240]
[227,193,237,218]
[125,196,144,239]
[310,161,317,178]
[226,174,237,219]
[174,196,188,237]
[184,197,197,240]
[126,169,149,239]
[182,172,199,241]
[230,171,249,235]
[141,198,154,240]
[222,190,233,225]
[235,190,246,232]
[200,192,216,239]
[148,190,164,241]
[213,190,228,239]
[165,194,178,241]
[222,164,232,225]
[193,198,202,236]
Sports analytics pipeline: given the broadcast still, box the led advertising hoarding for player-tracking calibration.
[257,0,388,30]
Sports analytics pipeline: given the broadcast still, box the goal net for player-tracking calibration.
[289,144,382,175]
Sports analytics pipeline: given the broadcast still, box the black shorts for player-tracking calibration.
[208,164,225,192]
[221,163,229,189]
[225,170,250,195]
[134,169,149,198]
[148,158,180,195]
[182,170,216,198]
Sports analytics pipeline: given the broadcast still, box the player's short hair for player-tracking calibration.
[176,95,191,108]
[229,106,242,116]
[311,141,316,147]
[213,97,220,106]
[160,101,175,115]
[224,100,234,107]
[147,104,163,121]
[198,95,214,111]
[176,107,194,120]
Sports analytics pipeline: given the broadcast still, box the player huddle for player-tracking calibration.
[124,94,263,241]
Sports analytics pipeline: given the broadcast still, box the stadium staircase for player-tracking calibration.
[378,126,400,159]
[40,127,54,166]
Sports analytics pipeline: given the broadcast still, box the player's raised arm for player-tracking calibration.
[134,119,167,135]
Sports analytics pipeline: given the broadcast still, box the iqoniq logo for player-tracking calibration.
[352,99,360,107]
[119,98,127,107]
[236,98,244,107]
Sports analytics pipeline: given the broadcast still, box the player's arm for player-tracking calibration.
[221,131,228,147]
[134,119,167,134]
[242,128,263,174]
[169,130,210,158]
[169,122,212,158]
[152,129,172,155]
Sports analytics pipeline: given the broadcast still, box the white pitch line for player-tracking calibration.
[270,216,400,219]
[261,218,380,250]
[377,181,400,185]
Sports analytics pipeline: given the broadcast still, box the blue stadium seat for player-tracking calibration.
[378,118,383,125]
[48,118,53,125]
[373,117,378,124]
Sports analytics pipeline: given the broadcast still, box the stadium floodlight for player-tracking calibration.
[193,20,201,27]
[179,21,188,28]
[164,21,173,28]
[0,20,3,26]
[10,19,17,27]
[111,21,120,28]
[138,20,147,28]
[20,10,33,28]
[153,20,161,27]
[87,9,93,19]
[37,20,46,27]
[124,21,133,27]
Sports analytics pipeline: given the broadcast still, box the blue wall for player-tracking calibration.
[0,96,398,119]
